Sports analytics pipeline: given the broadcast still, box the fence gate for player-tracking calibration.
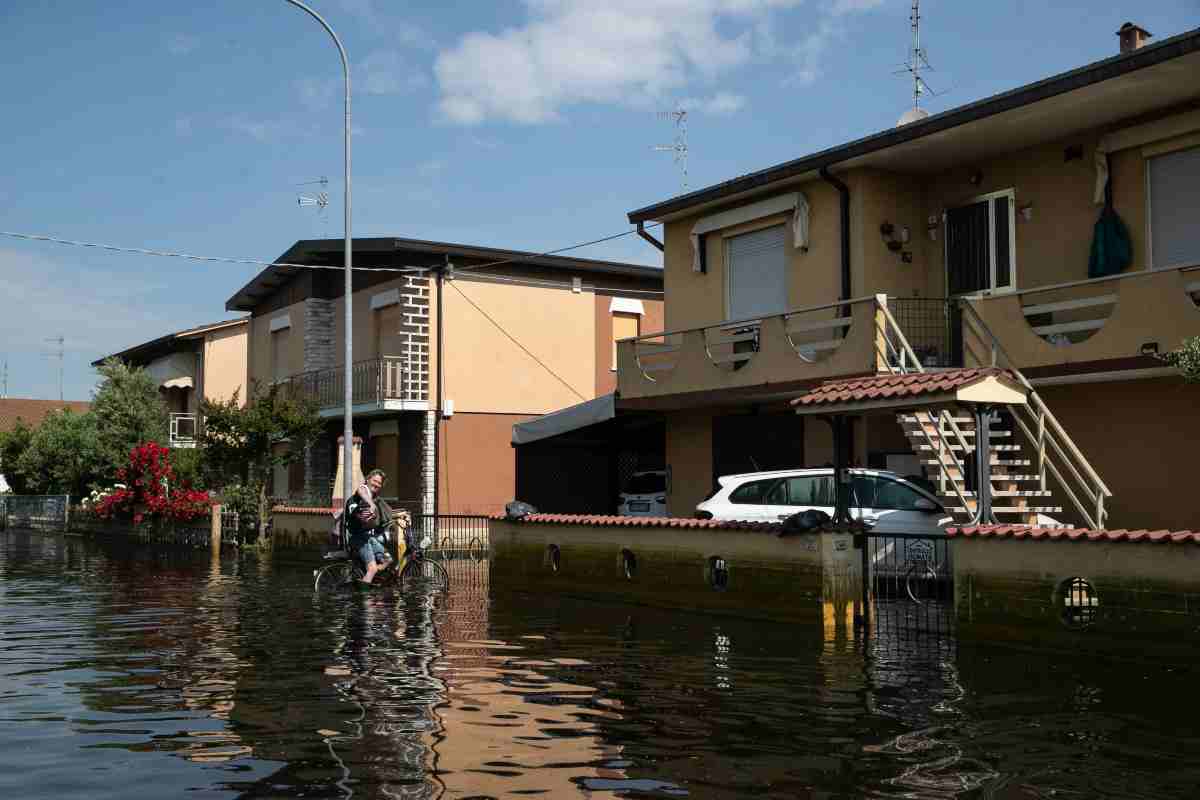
[865,532,955,637]
[1,495,70,532]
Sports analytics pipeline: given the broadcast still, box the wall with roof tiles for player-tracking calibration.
[951,529,1200,657]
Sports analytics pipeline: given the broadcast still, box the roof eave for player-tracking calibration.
[627,26,1200,224]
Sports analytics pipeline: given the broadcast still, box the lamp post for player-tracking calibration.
[282,1,354,505]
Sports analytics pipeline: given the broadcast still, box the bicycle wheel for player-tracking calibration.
[314,561,357,593]
[399,557,450,592]
[904,563,940,604]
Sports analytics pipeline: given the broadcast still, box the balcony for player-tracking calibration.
[617,264,1200,403]
[282,356,428,417]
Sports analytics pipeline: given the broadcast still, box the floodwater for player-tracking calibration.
[3,531,1200,799]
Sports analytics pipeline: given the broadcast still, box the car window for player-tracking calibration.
[784,475,835,506]
[872,477,929,511]
[729,479,775,504]
[849,474,878,508]
[624,473,666,494]
[763,480,789,505]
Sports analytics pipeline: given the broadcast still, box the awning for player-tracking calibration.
[145,352,196,390]
[512,393,616,446]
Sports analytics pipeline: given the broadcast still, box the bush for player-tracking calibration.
[1160,336,1200,384]
[90,442,211,525]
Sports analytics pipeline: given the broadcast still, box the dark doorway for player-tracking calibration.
[712,412,804,483]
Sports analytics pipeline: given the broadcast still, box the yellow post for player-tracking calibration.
[211,503,222,552]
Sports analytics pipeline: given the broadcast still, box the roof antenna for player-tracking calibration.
[896,0,938,126]
[43,336,64,402]
[297,176,330,236]
[653,104,689,192]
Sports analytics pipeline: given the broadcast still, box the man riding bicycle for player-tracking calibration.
[342,468,395,585]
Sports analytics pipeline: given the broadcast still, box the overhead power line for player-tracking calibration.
[447,281,588,403]
[453,222,664,274]
[0,230,425,274]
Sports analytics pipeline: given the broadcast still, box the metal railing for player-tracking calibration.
[169,412,199,448]
[408,514,489,560]
[282,355,422,410]
[884,298,963,369]
[1,494,70,532]
[624,295,877,382]
[959,302,1112,529]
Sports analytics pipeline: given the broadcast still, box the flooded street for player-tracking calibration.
[3,530,1200,799]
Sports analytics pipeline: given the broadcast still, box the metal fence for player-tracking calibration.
[885,298,963,369]
[866,532,954,637]
[408,514,489,560]
[66,514,217,548]
[1,495,71,532]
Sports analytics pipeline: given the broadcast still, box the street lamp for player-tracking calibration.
[282,1,354,505]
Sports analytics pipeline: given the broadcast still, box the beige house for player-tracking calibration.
[617,24,1200,531]
[225,237,662,515]
[95,318,249,448]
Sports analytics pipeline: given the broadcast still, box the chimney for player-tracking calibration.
[1117,22,1153,54]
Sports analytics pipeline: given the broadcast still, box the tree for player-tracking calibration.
[199,383,324,538]
[0,420,35,494]
[91,359,169,480]
[16,409,104,496]
[1160,336,1200,383]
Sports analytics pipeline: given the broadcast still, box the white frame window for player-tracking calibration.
[944,188,1017,296]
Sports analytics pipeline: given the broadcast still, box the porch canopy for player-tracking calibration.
[512,393,616,445]
[789,367,1027,416]
[144,352,196,391]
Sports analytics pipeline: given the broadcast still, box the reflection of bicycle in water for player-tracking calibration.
[314,516,450,594]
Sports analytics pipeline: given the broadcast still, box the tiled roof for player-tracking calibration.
[0,399,91,433]
[791,367,1014,408]
[947,525,1200,544]
[490,513,782,532]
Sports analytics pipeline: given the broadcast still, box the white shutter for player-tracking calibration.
[1150,146,1200,269]
[727,224,788,320]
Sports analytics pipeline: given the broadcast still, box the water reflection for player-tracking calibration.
[4,531,1200,799]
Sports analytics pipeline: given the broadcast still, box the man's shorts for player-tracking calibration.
[350,533,388,568]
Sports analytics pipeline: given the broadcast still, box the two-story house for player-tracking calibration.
[225,237,662,517]
[616,24,1200,531]
[95,317,249,448]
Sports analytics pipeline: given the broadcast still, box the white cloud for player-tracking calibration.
[434,0,889,123]
[682,91,747,115]
[360,50,429,96]
[435,0,806,125]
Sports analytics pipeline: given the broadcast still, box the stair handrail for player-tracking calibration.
[958,300,1112,528]
[874,297,979,522]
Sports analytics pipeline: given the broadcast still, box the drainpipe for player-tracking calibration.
[636,221,664,252]
[434,256,446,521]
[819,166,852,314]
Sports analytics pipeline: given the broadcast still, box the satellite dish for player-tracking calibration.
[897,107,930,127]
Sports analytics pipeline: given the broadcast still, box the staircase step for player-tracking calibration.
[913,443,1022,452]
[902,426,1011,438]
[947,506,1063,515]
[954,490,1053,498]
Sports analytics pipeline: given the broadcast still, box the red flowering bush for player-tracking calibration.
[91,442,211,524]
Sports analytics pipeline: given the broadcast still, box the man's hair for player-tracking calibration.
[366,468,387,482]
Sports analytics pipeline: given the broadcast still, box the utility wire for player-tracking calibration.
[455,270,663,296]
[446,281,587,403]
[0,230,426,274]
[453,222,664,273]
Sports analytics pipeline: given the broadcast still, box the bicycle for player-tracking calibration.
[313,517,450,594]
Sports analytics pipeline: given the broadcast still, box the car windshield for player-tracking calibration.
[624,474,666,494]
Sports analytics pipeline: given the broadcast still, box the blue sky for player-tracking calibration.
[2,0,1197,400]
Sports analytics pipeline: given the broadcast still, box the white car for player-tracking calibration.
[695,468,948,536]
[618,470,668,517]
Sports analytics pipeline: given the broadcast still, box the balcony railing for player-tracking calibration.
[282,356,424,412]
[169,412,198,449]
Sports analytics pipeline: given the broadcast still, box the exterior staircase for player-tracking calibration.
[897,410,1063,525]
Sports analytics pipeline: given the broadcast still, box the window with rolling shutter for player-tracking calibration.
[726,224,788,320]
[1149,146,1200,269]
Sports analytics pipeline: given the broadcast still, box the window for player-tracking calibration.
[729,479,776,504]
[850,474,928,511]
[1149,146,1200,269]
[945,190,1016,295]
[784,475,835,506]
[726,224,789,320]
[613,312,639,370]
[270,327,291,383]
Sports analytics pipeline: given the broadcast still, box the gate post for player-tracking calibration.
[63,494,71,533]
[211,503,222,552]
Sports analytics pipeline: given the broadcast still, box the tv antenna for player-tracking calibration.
[895,1,939,125]
[44,336,64,401]
[2,357,8,399]
[652,105,689,192]
[297,176,331,235]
